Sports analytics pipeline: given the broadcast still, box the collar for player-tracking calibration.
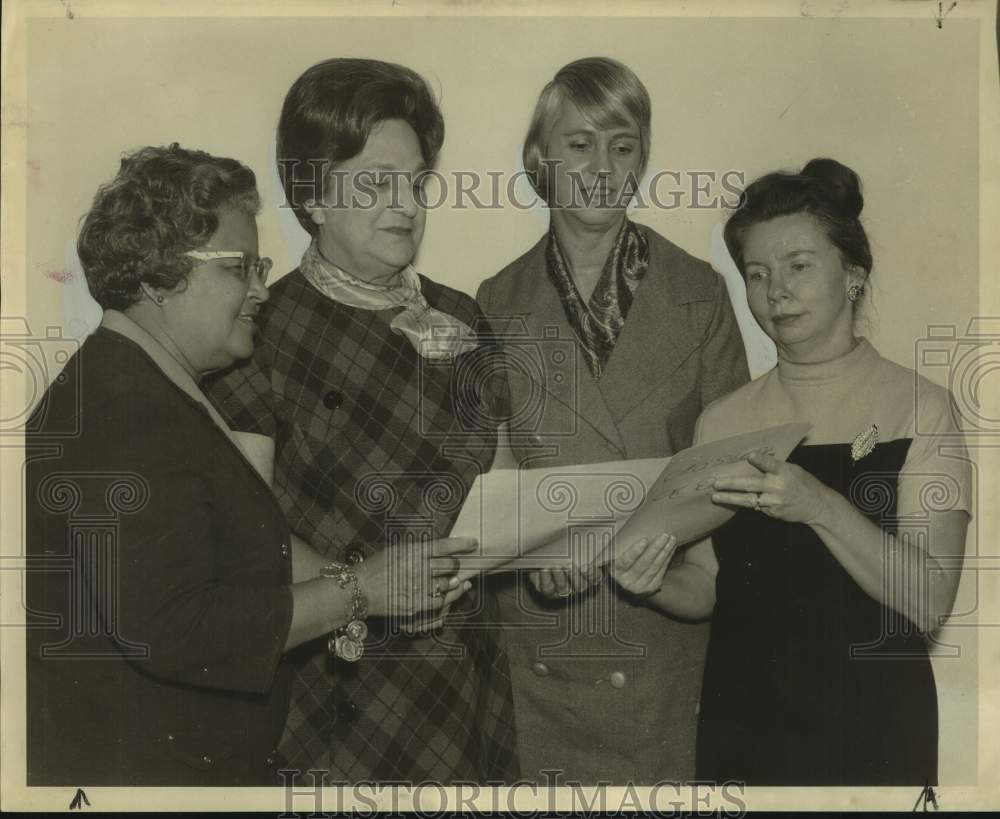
[100,310,253,458]
[776,337,877,386]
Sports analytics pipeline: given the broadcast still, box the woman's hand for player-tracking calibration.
[711,451,834,525]
[357,536,476,618]
[399,600,458,636]
[608,533,677,597]
[528,565,604,599]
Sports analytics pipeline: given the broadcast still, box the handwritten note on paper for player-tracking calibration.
[450,421,811,575]
[610,421,812,556]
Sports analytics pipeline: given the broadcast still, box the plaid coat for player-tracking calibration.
[204,270,517,783]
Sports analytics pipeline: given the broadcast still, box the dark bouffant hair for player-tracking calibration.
[724,157,873,280]
[77,143,260,310]
[276,58,445,236]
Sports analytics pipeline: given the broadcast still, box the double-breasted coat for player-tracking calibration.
[476,223,750,783]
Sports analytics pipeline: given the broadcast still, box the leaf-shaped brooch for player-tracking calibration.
[851,424,879,463]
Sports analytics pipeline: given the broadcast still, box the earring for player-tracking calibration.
[847,284,864,303]
[305,200,325,226]
[140,283,165,305]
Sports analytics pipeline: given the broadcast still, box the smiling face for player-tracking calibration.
[742,212,866,364]
[163,206,269,375]
[544,99,643,229]
[308,118,427,284]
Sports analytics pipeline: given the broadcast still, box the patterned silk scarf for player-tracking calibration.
[300,240,479,360]
[546,219,650,380]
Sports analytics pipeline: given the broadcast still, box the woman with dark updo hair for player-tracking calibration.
[659,158,972,785]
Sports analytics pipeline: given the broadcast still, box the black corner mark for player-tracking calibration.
[69,788,90,810]
[913,781,939,811]
[936,1,958,29]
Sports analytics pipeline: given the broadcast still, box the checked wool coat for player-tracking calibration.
[204,270,518,783]
[476,223,750,783]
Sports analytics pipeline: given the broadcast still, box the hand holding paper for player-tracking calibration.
[606,533,678,597]
[450,421,812,576]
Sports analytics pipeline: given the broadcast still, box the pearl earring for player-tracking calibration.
[141,283,166,305]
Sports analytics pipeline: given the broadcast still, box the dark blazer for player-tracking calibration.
[25,327,294,786]
[476,223,750,783]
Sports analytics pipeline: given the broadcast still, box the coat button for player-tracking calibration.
[202,755,213,765]
[323,390,342,410]
[610,671,626,689]
[280,542,289,559]
[531,662,549,677]
[530,433,543,446]
[166,734,175,741]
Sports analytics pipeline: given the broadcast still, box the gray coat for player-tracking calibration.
[476,223,749,784]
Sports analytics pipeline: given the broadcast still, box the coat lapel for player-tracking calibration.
[498,237,625,451]
[597,227,712,422]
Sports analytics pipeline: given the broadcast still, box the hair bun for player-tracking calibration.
[801,157,864,219]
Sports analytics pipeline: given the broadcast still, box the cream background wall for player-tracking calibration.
[19,12,983,786]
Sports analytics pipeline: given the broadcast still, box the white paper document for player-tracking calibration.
[450,421,811,574]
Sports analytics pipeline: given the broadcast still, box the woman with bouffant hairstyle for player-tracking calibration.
[205,59,518,783]
[680,158,972,785]
[276,58,444,237]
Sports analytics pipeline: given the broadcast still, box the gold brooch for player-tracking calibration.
[851,424,879,463]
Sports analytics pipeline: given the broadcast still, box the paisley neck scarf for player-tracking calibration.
[546,218,649,380]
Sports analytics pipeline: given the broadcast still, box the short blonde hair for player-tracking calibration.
[522,57,651,203]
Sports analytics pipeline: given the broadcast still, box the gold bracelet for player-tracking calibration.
[320,560,368,662]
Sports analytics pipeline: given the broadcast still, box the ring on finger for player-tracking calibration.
[751,493,762,512]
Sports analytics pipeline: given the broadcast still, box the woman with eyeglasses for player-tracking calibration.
[25,143,474,786]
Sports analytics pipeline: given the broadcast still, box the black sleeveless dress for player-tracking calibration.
[695,439,938,786]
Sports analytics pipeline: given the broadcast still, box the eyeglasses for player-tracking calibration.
[185,250,273,285]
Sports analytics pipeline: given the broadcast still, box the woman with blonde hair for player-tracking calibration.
[477,56,750,782]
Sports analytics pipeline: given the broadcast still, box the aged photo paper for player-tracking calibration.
[2,0,998,812]
[451,422,810,570]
